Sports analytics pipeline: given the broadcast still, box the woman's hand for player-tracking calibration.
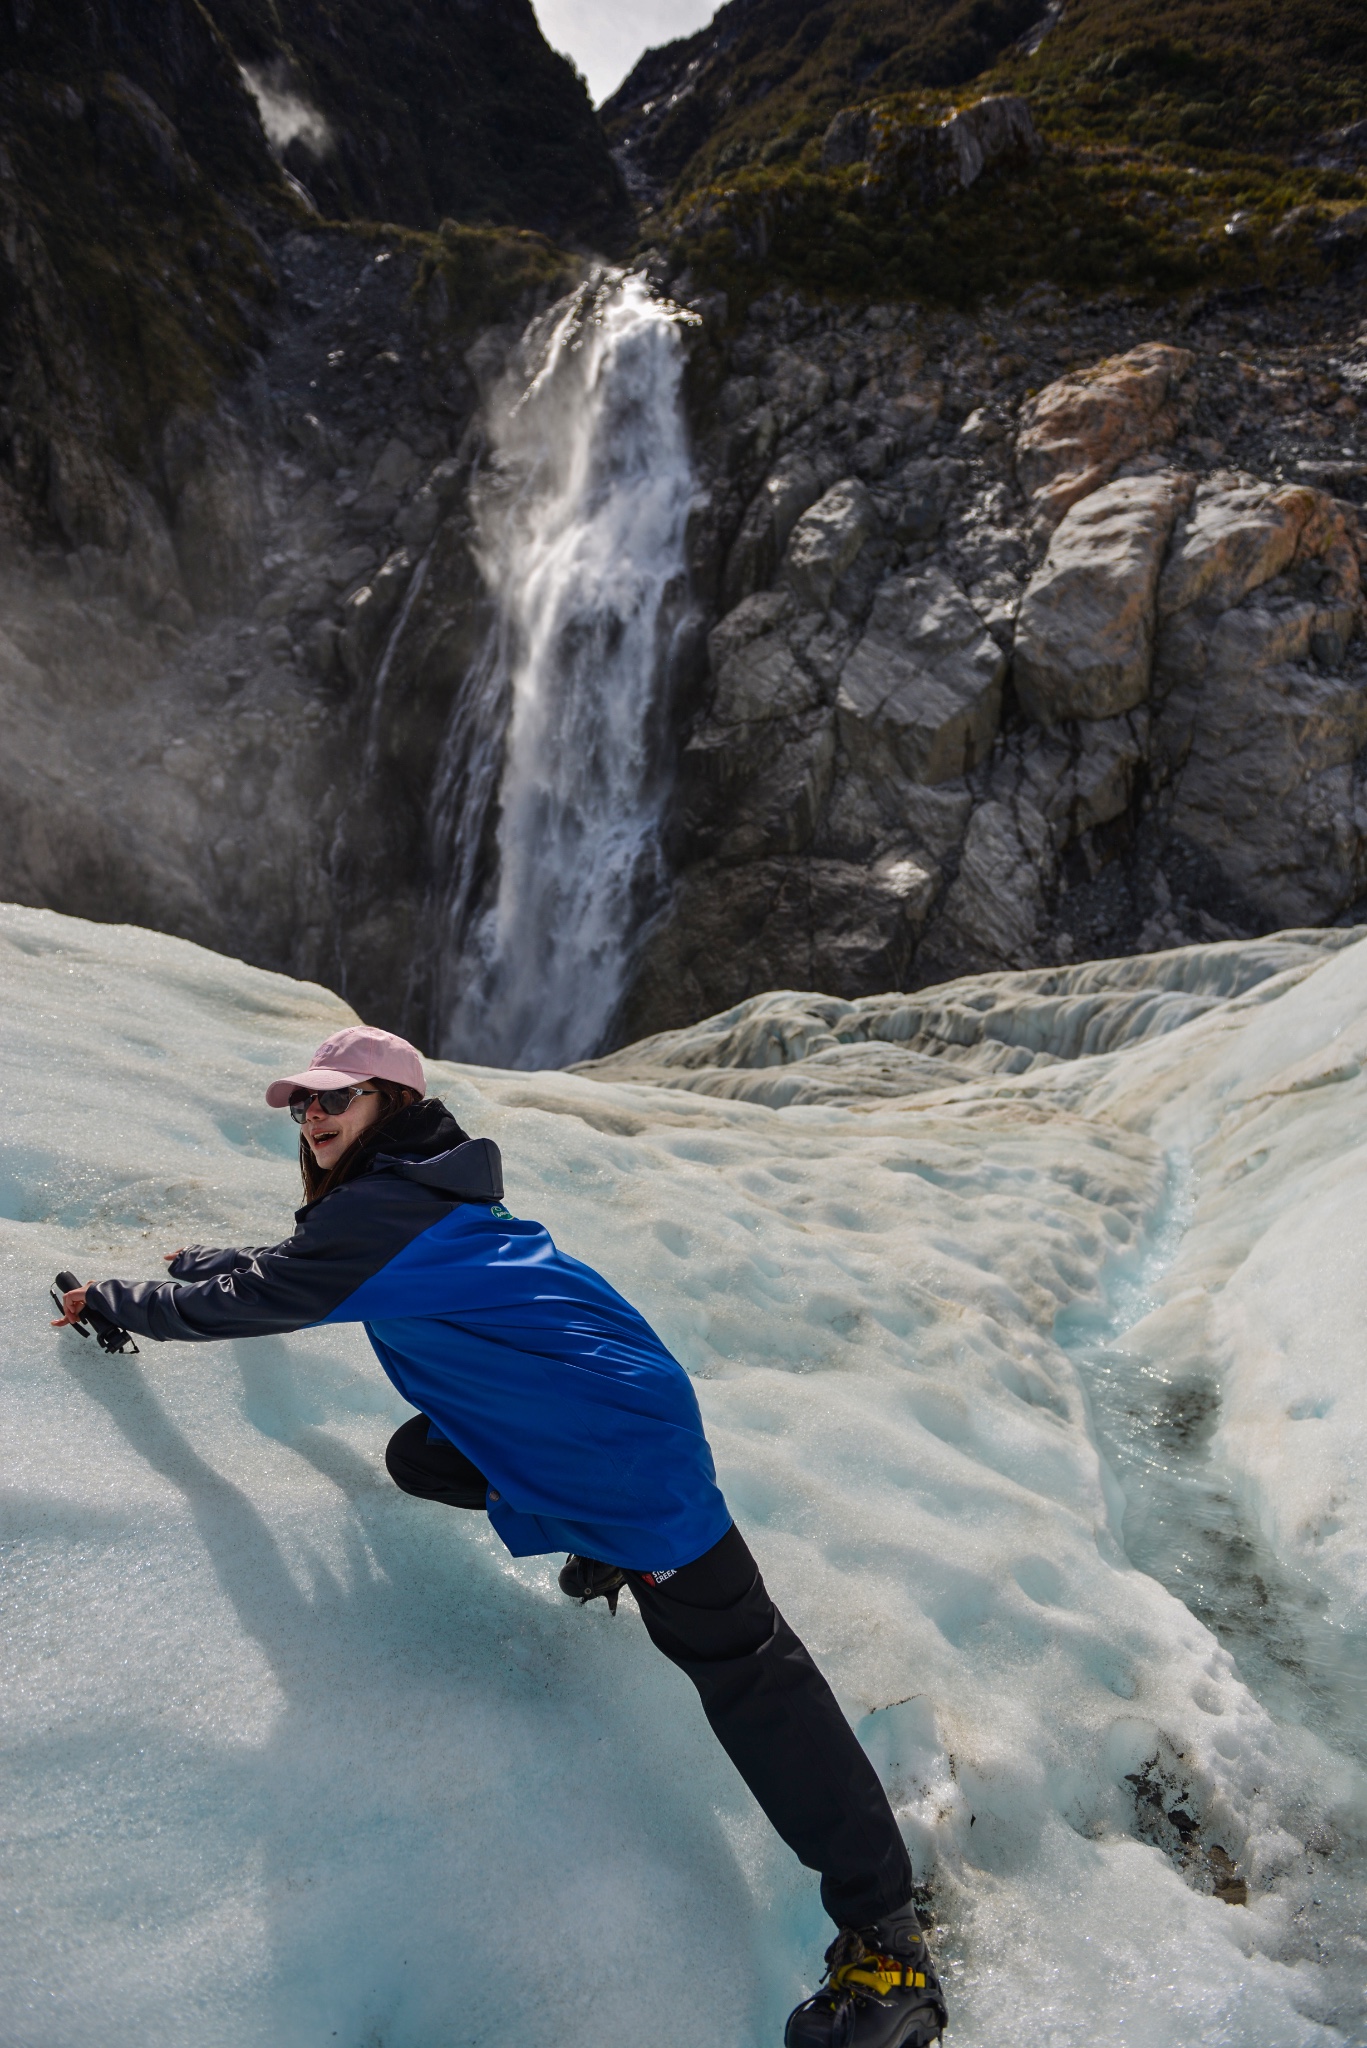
[50,1287,88,1329]
[163,1250,184,1265]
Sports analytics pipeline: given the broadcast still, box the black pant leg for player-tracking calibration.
[385,1414,490,1510]
[627,1524,912,1930]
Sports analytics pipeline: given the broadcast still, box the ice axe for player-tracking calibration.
[50,1271,140,1355]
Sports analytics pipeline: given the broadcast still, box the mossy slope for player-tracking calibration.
[608,0,1367,306]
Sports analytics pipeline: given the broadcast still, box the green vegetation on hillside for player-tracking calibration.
[610,0,1367,307]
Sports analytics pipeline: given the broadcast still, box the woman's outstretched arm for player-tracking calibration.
[82,1175,434,1343]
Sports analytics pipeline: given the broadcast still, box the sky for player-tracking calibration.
[533,0,720,106]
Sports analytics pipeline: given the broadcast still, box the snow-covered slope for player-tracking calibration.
[2,904,1365,2047]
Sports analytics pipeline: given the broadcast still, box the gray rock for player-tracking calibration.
[368,437,421,495]
[1150,477,1366,922]
[863,95,1038,210]
[1014,474,1184,724]
[1015,344,1193,523]
[763,350,831,427]
[707,591,823,723]
[821,107,871,170]
[1159,477,1316,617]
[836,565,1006,784]
[338,547,415,685]
[395,484,442,549]
[164,415,261,613]
[681,710,836,860]
[723,452,823,608]
[935,800,1050,968]
[782,477,879,611]
[941,95,1039,189]
[885,457,961,543]
[1013,714,1149,836]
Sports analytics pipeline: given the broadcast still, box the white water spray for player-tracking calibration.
[432,271,697,1070]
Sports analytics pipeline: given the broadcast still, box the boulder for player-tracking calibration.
[707,591,821,723]
[782,478,879,611]
[1151,477,1366,923]
[821,107,871,169]
[933,799,1050,968]
[1013,474,1184,725]
[1158,478,1321,618]
[863,95,1037,209]
[723,452,823,608]
[942,95,1039,189]
[1011,714,1149,838]
[1016,343,1193,523]
[621,851,937,1034]
[837,566,1006,783]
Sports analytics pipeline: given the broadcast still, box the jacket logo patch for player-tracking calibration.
[489,1203,514,1221]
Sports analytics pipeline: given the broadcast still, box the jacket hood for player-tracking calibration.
[381,1136,504,1204]
[360,1099,504,1204]
[368,1098,469,1161]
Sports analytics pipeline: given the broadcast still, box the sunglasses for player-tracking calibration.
[288,1084,377,1124]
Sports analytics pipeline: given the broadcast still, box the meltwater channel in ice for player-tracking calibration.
[4,904,1367,2048]
[431,271,697,1072]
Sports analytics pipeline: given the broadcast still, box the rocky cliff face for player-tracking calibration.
[2,5,1367,1064]
[617,274,1367,1038]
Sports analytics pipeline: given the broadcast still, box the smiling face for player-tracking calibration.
[299,1083,387,1169]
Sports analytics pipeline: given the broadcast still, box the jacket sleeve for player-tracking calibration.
[86,1183,412,1343]
[167,1246,276,1280]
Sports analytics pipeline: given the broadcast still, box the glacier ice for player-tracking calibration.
[2,903,1365,2046]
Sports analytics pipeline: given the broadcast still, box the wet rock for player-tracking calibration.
[338,546,416,686]
[782,477,879,610]
[1016,344,1193,523]
[1014,474,1185,724]
[837,565,1006,783]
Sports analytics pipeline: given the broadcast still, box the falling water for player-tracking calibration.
[430,270,697,1070]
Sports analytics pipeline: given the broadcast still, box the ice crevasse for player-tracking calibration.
[1,901,1365,2047]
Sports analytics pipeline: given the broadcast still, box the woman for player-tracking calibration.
[53,1024,945,2048]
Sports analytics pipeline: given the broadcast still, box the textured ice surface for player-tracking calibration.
[2,905,1366,2046]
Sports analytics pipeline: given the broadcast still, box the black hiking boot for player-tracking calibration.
[784,1902,947,2047]
[557,1554,628,1616]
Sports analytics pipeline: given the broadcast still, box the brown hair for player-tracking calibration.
[298,1079,422,1203]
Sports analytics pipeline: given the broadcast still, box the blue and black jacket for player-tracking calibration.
[90,1101,731,1572]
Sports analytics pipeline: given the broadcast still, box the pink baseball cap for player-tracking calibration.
[265,1025,426,1107]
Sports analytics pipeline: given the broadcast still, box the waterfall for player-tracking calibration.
[430,270,697,1070]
